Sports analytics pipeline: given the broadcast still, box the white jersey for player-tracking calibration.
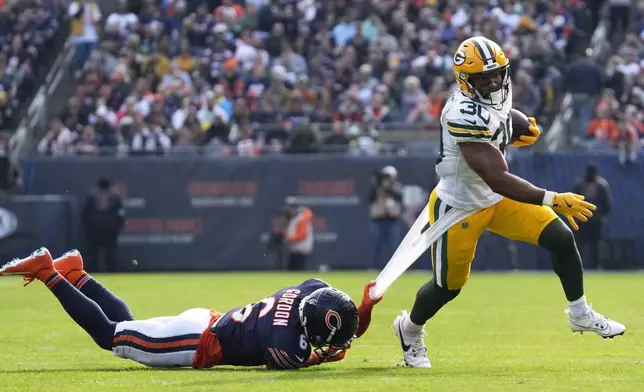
[435,90,513,210]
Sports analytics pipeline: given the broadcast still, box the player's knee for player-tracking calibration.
[94,321,118,351]
[538,218,576,252]
[94,335,114,351]
[433,279,462,299]
[446,273,469,291]
[447,279,467,291]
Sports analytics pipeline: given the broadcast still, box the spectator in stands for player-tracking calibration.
[608,0,632,45]
[625,72,644,109]
[105,0,138,39]
[604,55,627,102]
[407,76,448,126]
[323,120,350,153]
[564,51,604,140]
[284,119,320,154]
[567,0,595,54]
[616,115,639,165]
[572,163,612,270]
[400,76,426,119]
[586,104,618,149]
[74,124,100,155]
[513,70,541,116]
[173,105,202,148]
[234,122,262,156]
[37,119,75,156]
[93,105,125,154]
[130,121,171,156]
[69,0,102,74]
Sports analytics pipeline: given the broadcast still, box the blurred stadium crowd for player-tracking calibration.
[579,0,644,164]
[35,0,620,157]
[0,0,63,132]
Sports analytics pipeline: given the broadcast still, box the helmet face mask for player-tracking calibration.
[298,287,358,352]
[453,37,511,106]
[465,65,510,105]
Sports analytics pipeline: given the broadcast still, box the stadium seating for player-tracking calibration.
[548,2,644,157]
[38,0,594,157]
[0,0,65,131]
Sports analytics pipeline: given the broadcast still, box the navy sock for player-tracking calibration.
[47,273,117,350]
[75,274,134,322]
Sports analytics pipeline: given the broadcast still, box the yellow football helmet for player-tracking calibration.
[452,36,510,106]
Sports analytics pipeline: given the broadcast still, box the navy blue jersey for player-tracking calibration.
[212,278,330,368]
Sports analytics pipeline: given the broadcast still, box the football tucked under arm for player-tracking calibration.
[510,108,540,147]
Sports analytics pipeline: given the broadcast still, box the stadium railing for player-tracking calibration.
[10,41,76,163]
[33,121,442,158]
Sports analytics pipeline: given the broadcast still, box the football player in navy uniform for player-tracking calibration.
[0,248,383,369]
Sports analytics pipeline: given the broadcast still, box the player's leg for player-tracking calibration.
[487,198,625,338]
[113,308,213,367]
[54,250,134,322]
[0,248,116,350]
[393,189,493,368]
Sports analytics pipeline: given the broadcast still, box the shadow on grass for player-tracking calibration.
[0,363,544,384]
[0,365,395,376]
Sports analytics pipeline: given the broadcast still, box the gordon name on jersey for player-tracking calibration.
[212,278,330,369]
[436,91,512,210]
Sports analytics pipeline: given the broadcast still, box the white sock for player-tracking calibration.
[568,295,590,318]
[403,314,423,334]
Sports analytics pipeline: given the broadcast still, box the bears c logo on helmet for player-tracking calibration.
[453,50,466,66]
[325,310,342,330]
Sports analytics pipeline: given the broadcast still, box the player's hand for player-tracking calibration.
[362,280,383,306]
[322,346,348,363]
[512,117,540,147]
[551,192,596,230]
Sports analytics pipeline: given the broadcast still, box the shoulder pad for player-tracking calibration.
[301,278,331,289]
[444,100,493,140]
[311,278,331,287]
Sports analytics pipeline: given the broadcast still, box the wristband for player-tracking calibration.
[542,191,555,207]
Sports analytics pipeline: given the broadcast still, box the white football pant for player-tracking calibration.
[112,308,211,367]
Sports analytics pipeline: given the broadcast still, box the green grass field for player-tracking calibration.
[0,271,642,392]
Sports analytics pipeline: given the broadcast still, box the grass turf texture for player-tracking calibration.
[0,271,642,392]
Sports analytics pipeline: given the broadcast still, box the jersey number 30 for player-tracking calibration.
[232,297,275,323]
[459,101,490,125]
[461,101,510,152]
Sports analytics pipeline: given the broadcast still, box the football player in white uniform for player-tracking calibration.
[392,36,626,368]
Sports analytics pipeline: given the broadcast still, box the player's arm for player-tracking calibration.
[459,141,546,204]
[265,347,309,370]
[356,280,383,338]
[265,347,344,370]
[459,141,596,230]
[445,111,547,205]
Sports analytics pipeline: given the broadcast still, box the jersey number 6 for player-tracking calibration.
[232,297,276,323]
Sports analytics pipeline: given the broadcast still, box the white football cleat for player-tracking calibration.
[392,310,431,368]
[565,305,626,339]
